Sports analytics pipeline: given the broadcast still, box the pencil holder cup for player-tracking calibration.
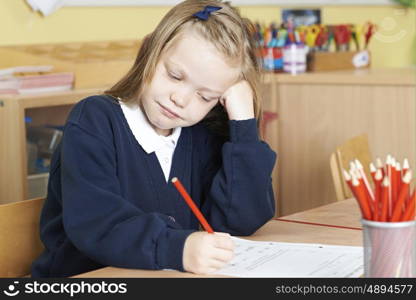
[361,219,416,278]
[282,44,307,75]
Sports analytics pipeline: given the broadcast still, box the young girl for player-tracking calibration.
[31,0,276,277]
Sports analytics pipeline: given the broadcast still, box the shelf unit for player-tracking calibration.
[0,88,104,204]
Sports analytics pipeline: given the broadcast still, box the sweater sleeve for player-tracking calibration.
[60,121,194,271]
[200,118,277,235]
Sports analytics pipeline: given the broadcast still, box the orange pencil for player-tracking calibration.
[402,158,410,206]
[376,157,385,178]
[402,158,409,173]
[370,162,377,182]
[352,177,372,220]
[343,169,355,192]
[355,159,375,202]
[392,161,401,208]
[391,157,398,209]
[386,155,393,218]
[356,171,374,214]
[373,169,382,221]
[343,169,360,204]
[349,161,358,176]
[380,177,389,222]
[395,162,402,196]
[171,177,214,233]
[402,190,415,221]
[390,170,412,222]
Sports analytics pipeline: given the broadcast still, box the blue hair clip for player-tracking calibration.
[193,5,222,21]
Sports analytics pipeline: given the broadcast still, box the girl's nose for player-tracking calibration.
[170,91,191,108]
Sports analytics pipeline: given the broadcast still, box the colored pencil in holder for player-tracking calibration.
[351,176,372,220]
[390,170,412,222]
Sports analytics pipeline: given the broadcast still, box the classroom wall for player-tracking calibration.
[1,0,415,68]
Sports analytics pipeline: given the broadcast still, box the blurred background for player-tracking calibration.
[1,0,414,67]
[0,0,415,217]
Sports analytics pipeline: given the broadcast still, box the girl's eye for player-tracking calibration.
[200,95,220,102]
[168,72,181,81]
[198,94,212,102]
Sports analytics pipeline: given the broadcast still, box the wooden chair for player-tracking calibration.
[330,134,373,201]
[0,197,45,277]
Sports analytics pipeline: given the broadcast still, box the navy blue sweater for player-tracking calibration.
[31,95,276,277]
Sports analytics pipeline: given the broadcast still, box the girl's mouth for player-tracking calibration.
[158,103,181,119]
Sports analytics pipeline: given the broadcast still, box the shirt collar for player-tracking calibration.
[120,101,181,154]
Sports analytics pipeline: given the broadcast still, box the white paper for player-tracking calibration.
[214,237,363,278]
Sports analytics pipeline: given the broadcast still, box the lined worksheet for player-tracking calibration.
[214,237,363,277]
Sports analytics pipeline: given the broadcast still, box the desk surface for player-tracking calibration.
[278,198,362,229]
[74,199,362,278]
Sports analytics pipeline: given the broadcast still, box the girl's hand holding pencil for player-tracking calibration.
[183,231,234,275]
[172,177,235,274]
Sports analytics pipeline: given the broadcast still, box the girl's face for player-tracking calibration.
[140,32,241,136]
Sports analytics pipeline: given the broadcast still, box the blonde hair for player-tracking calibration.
[105,0,263,136]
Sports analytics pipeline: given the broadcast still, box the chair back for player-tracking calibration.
[0,197,45,277]
[330,134,373,201]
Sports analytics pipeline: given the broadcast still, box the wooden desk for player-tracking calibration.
[278,198,362,229]
[74,199,362,278]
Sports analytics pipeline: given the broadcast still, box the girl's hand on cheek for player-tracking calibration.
[220,80,254,121]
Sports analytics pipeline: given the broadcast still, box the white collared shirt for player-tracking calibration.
[119,101,181,182]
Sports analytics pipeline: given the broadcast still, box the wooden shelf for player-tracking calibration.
[263,67,416,86]
[0,87,107,204]
[0,40,140,89]
[0,88,105,109]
